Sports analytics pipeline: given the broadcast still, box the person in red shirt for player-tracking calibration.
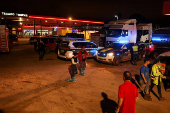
[77,47,89,76]
[116,71,139,113]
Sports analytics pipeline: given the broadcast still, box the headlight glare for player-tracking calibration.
[108,53,114,56]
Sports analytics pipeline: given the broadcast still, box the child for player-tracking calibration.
[66,52,78,82]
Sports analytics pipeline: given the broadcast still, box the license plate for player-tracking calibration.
[61,50,64,53]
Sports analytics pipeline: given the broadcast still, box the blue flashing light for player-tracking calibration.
[119,40,129,43]
[152,37,168,41]
[117,53,120,56]
[103,53,106,56]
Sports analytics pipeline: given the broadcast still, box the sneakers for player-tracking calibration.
[166,88,170,92]
[144,94,152,101]
[66,78,76,82]
[159,97,166,101]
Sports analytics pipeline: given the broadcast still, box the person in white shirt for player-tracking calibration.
[66,52,78,82]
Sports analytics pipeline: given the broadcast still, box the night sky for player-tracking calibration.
[0,0,170,26]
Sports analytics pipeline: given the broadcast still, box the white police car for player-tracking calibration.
[96,43,144,66]
[57,41,98,59]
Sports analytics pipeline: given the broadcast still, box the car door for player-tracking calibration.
[58,42,69,55]
[48,38,55,51]
[121,43,132,61]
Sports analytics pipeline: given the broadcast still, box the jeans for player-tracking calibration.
[140,80,149,95]
[39,51,44,60]
[133,52,139,64]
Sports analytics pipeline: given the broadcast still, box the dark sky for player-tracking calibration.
[0,0,170,25]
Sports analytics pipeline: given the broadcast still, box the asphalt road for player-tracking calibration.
[0,38,170,113]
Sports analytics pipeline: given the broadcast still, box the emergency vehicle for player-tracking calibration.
[0,25,10,53]
[95,19,149,65]
[146,28,170,59]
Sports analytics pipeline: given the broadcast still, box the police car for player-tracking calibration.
[57,41,98,59]
[96,43,144,66]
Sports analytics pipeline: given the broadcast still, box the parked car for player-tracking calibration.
[9,34,18,45]
[34,37,57,54]
[57,41,98,59]
[95,43,145,66]
[152,51,170,91]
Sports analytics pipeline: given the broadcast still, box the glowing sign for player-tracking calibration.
[1,12,28,17]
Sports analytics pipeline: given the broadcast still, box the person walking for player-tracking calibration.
[66,52,78,82]
[150,59,166,101]
[38,41,45,61]
[139,58,152,101]
[116,71,138,113]
[132,43,139,65]
[77,47,89,76]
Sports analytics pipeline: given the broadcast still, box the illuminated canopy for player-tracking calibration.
[29,15,104,24]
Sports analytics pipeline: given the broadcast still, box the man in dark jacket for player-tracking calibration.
[38,41,45,61]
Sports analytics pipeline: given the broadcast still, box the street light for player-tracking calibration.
[69,17,72,20]
[69,17,72,27]
[115,15,118,21]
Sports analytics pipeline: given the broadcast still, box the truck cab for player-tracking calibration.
[96,42,144,66]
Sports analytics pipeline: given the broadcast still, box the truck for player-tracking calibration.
[95,19,151,65]
[146,28,170,59]
[0,25,10,53]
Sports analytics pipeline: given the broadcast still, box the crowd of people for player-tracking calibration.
[37,41,169,113]
[115,58,169,113]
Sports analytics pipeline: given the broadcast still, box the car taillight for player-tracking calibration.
[149,45,155,51]
[68,46,71,51]
[16,37,17,38]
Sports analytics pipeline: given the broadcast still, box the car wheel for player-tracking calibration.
[112,57,120,66]
[44,46,51,54]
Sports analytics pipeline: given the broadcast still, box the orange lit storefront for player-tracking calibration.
[0,12,104,40]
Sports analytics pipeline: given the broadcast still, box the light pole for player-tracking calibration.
[115,15,118,21]
[69,17,72,28]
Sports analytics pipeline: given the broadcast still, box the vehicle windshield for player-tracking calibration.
[107,29,122,37]
[107,43,124,49]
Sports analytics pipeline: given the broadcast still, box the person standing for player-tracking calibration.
[38,41,45,61]
[66,52,78,82]
[132,43,139,65]
[116,71,138,113]
[139,58,152,101]
[77,47,89,76]
[150,59,166,101]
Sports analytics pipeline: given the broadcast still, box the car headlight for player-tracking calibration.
[107,53,114,56]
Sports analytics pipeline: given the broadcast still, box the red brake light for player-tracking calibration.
[68,46,71,51]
